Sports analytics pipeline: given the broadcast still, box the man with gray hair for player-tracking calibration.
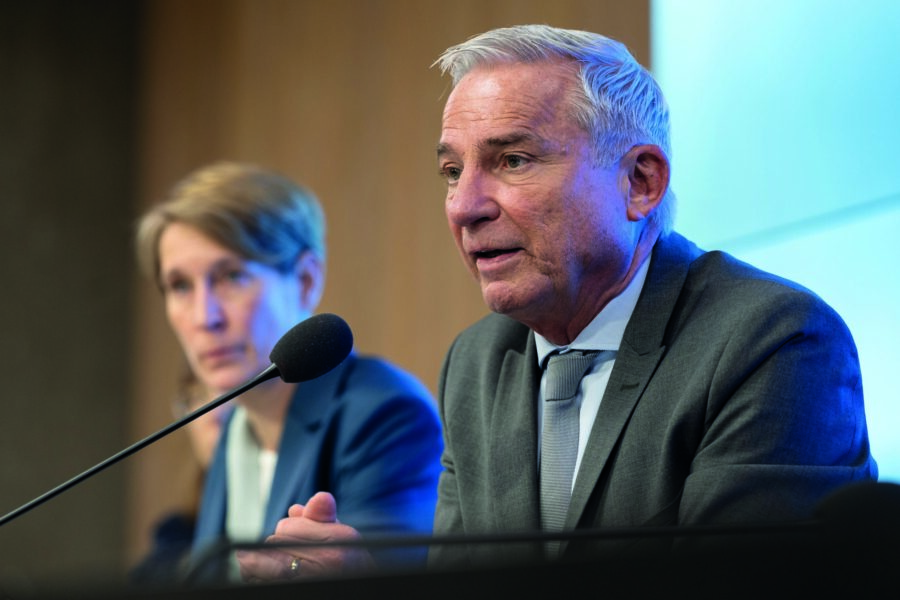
[237,24,876,580]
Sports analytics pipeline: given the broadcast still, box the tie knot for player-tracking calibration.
[543,350,598,402]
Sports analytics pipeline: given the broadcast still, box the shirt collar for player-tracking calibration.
[535,255,651,366]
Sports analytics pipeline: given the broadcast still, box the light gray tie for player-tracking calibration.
[540,350,597,557]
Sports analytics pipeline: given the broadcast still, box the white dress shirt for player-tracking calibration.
[535,256,651,489]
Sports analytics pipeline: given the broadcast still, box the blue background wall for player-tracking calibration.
[652,0,899,481]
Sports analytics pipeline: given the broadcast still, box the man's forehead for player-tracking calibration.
[438,78,582,157]
[442,61,577,122]
[446,62,574,108]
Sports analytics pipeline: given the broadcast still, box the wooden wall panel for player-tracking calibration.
[0,1,138,589]
[128,0,649,566]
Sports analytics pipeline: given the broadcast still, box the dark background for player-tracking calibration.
[0,0,138,589]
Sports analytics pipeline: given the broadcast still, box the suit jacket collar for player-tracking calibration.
[567,232,699,528]
[489,333,543,530]
[262,352,356,532]
[480,233,701,534]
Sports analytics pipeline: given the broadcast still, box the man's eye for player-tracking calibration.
[504,155,527,169]
[440,165,461,183]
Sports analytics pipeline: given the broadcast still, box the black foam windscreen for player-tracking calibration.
[269,313,354,383]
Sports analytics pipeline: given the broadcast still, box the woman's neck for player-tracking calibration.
[233,379,295,452]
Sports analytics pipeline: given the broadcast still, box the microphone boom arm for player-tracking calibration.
[0,363,280,527]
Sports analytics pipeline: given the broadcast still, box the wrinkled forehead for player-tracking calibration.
[443,59,580,115]
[439,61,584,150]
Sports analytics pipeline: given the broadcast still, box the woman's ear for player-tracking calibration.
[295,251,325,312]
[621,144,670,222]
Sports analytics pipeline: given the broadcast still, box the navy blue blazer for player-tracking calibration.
[191,351,443,578]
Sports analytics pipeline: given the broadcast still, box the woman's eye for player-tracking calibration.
[165,279,191,294]
[219,269,249,285]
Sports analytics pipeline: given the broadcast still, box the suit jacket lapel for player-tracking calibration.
[489,334,542,531]
[567,233,698,528]
[262,354,353,533]
[193,424,231,548]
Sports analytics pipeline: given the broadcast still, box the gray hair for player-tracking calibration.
[434,24,675,234]
[136,161,326,286]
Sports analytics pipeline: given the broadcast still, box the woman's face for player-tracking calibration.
[158,222,308,396]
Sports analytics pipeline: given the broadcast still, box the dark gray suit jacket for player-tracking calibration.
[430,232,877,567]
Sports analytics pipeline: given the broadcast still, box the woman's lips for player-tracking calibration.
[200,345,243,364]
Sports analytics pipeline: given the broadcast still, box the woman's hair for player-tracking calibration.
[136,161,326,286]
[434,24,675,234]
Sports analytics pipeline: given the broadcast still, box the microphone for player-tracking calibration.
[268,313,354,384]
[0,313,353,527]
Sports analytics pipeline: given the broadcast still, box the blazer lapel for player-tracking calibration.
[567,233,698,528]
[262,355,353,534]
[489,334,542,531]
[567,342,664,528]
[193,424,231,548]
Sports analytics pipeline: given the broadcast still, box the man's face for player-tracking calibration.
[437,60,639,340]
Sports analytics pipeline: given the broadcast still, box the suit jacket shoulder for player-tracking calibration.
[193,351,443,579]
[432,231,876,568]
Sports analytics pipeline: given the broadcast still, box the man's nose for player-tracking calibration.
[445,168,501,228]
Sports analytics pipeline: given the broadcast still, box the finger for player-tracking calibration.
[286,503,305,518]
[236,549,296,583]
[303,491,338,523]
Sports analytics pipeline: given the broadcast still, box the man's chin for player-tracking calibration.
[481,279,557,329]
[482,287,528,318]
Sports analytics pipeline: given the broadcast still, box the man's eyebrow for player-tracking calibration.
[436,132,541,159]
[436,142,452,159]
[483,132,539,149]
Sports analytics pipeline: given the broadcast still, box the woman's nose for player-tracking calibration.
[194,285,225,330]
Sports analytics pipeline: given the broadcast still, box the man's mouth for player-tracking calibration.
[475,249,513,259]
[472,248,523,267]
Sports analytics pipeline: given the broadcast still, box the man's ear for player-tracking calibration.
[295,251,325,312]
[621,144,670,222]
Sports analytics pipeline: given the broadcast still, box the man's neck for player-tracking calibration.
[531,229,658,346]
